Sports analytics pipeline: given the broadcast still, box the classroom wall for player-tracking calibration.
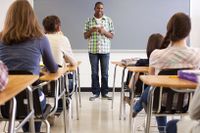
[0,0,14,31]
[190,0,200,48]
[34,0,189,50]
[0,0,33,31]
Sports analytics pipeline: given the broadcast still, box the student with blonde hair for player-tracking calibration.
[0,0,58,132]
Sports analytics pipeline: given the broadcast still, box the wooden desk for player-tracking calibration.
[40,67,70,133]
[140,75,198,133]
[0,75,38,105]
[65,61,82,119]
[127,66,149,73]
[40,68,66,81]
[111,61,128,120]
[111,61,126,68]
[65,61,81,72]
[126,66,149,125]
[0,75,38,133]
[140,75,197,89]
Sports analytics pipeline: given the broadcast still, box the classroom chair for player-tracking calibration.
[139,69,194,133]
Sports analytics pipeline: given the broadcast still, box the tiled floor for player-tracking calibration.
[0,92,159,133]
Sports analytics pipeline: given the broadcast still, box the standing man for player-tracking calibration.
[84,2,114,101]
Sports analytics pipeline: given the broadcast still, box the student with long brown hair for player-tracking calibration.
[132,12,200,132]
[0,0,58,132]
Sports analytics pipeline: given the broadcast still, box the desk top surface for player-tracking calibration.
[140,75,197,89]
[40,68,65,81]
[111,61,126,67]
[40,61,81,81]
[127,66,149,73]
[0,75,39,105]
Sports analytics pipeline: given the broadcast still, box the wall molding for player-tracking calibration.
[73,49,145,53]
[81,87,121,92]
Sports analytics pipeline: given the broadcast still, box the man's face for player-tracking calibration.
[94,4,104,17]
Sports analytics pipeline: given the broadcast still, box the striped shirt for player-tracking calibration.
[0,60,8,91]
[150,45,200,74]
[84,15,114,54]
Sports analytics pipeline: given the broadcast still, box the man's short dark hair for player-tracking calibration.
[95,1,104,8]
[42,15,61,33]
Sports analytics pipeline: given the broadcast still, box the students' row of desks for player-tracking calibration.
[111,61,198,133]
[0,62,81,133]
[0,75,38,133]
[111,61,149,120]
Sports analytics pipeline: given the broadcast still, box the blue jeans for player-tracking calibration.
[133,86,167,132]
[22,90,46,132]
[89,53,109,96]
[166,119,178,133]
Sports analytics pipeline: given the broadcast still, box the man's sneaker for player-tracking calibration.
[102,95,112,100]
[89,94,99,101]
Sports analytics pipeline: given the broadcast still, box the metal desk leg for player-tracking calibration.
[145,86,155,133]
[77,67,81,108]
[27,86,35,133]
[8,97,17,133]
[63,89,68,133]
[119,67,126,120]
[74,72,79,120]
[63,74,72,133]
[111,64,117,109]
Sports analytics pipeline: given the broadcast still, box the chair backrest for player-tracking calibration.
[1,70,43,118]
[153,68,192,114]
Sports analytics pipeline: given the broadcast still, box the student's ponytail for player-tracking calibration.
[160,31,171,49]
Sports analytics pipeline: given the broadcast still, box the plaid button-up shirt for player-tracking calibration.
[84,15,114,54]
[0,60,8,91]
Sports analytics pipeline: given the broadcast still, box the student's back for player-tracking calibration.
[0,1,58,132]
[0,36,57,75]
[150,45,200,74]
[42,15,77,67]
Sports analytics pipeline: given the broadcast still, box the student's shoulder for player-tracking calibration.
[151,49,165,56]
[37,35,48,42]
[189,47,200,52]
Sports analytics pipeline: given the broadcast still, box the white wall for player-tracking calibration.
[0,0,14,31]
[0,0,33,31]
[190,0,200,48]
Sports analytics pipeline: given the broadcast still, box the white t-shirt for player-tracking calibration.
[45,32,77,67]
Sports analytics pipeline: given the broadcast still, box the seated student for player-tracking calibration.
[42,15,77,92]
[0,0,58,132]
[124,33,164,104]
[42,15,77,124]
[166,85,200,133]
[0,61,8,91]
[132,12,200,133]
[42,15,77,67]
